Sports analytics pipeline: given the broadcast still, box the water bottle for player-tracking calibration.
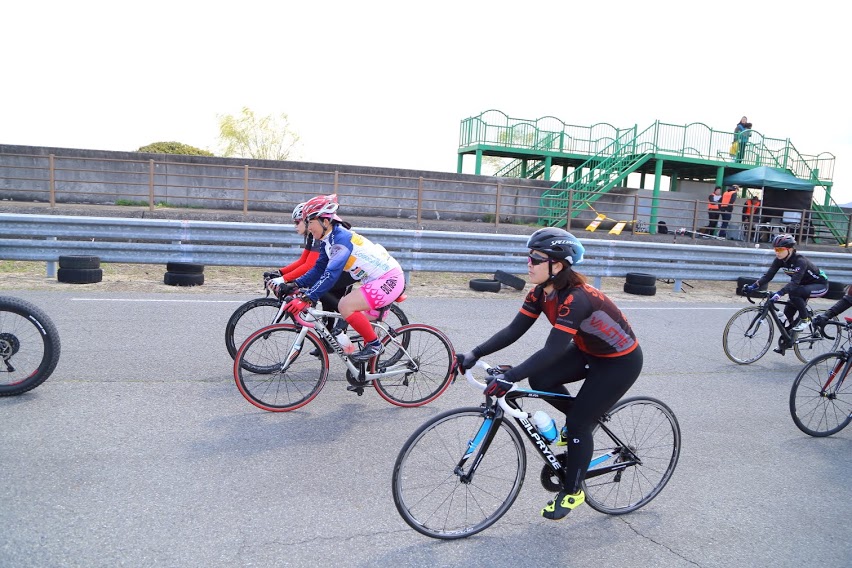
[334,330,356,354]
[532,410,558,443]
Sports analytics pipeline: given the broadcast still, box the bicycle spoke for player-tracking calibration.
[790,353,852,436]
[583,397,680,515]
[392,409,526,539]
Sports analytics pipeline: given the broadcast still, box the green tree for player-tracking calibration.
[137,141,214,156]
[217,107,300,161]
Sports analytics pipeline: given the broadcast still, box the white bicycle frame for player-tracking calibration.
[277,306,418,381]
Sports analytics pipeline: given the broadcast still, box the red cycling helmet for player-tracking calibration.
[302,194,340,220]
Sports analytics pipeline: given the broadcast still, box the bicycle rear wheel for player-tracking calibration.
[0,296,61,396]
[225,297,284,365]
[722,306,773,364]
[372,324,455,407]
[793,311,841,364]
[583,396,681,515]
[234,324,329,412]
[392,407,526,539]
[789,352,852,437]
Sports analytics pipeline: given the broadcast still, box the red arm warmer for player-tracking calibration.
[282,250,320,281]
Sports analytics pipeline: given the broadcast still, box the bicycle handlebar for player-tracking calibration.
[816,319,844,340]
[463,361,527,420]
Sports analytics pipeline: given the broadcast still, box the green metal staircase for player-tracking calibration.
[493,131,561,179]
[538,126,652,227]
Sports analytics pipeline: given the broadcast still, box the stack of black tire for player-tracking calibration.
[735,276,768,297]
[468,270,526,293]
[164,262,205,286]
[57,255,103,284]
[623,273,656,296]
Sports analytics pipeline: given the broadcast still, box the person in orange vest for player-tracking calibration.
[707,187,721,235]
[718,185,738,238]
[741,194,762,242]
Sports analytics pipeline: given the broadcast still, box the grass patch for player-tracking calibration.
[0,260,42,274]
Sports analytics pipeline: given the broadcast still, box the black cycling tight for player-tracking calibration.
[528,344,643,494]
[784,283,828,323]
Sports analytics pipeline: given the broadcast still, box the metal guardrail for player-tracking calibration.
[1,214,851,290]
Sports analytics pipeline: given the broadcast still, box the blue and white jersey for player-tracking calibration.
[295,224,401,302]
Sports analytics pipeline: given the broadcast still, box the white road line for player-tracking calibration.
[71,298,244,303]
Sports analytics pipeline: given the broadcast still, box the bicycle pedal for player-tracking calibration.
[346,385,365,396]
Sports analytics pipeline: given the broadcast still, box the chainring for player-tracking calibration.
[539,452,569,492]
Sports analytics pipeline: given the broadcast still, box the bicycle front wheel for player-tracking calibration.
[225,297,283,363]
[392,407,526,539]
[372,324,455,407]
[0,296,61,396]
[723,306,773,364]
[789,352,852,437]
[793,311,841,364]
[234,324,329,412]
[583,396,681,515]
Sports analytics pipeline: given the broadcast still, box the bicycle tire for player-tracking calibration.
[722,306,773,364]
[792,311,841,364]
[233,324,329,412]
[582,396,681,515]
[789,352,852,437]
[371,324,455,407]
[225,297,285,362]
[392,407,526,539]
[0,296,61,396]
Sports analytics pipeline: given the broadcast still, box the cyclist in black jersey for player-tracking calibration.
[743,234,828,340]
[457,227,642,521]
[813,284,852,330]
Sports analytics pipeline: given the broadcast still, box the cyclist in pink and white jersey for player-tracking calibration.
[279,194,405,361]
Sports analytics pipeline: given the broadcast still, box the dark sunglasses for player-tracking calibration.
[527,254,551,266]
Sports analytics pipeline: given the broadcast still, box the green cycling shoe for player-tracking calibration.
[542,489,585,520]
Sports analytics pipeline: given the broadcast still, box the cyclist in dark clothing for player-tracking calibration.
[743,234,828,337]
[813,285,852,330]
[457,228,642,521]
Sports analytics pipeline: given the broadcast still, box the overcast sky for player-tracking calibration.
[3,1,850,204]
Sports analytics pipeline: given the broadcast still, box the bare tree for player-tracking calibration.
[217,107,300,161]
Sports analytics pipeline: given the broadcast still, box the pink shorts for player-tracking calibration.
[360,267,405,320]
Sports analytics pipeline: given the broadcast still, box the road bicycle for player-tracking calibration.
[225,279,409,365]
[0,296,61,396]
[722,291,840,364]
[233,299,454,411]
[789,318,852,437]
[391,361,681,539]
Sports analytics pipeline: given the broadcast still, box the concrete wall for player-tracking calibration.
[0,144,555,223]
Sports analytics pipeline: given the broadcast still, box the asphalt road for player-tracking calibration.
[1,291,850,568]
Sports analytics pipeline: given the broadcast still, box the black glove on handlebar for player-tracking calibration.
[484,374,513,398]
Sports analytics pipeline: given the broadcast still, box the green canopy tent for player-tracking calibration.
[723,166,815,191]
[723,166,815,240]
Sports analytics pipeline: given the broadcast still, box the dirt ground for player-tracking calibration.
[0,260,737,302]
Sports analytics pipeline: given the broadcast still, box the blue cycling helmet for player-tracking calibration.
[527,228,585,266]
